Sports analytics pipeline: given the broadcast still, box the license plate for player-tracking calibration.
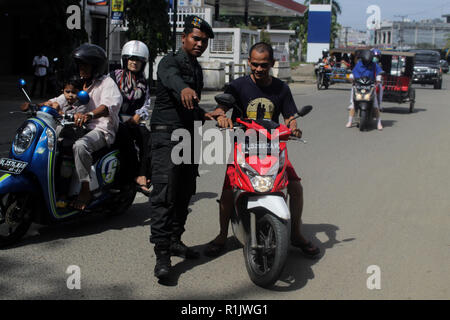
[244,142,279,154]
[0,158,28,174]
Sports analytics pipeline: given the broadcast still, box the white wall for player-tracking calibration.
[307,43,329,63]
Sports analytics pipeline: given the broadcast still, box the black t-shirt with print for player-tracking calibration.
[225,75,298,123]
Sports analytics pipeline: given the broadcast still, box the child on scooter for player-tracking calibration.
[46,77,87,115]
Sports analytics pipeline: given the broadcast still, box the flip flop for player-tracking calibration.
[136,182,151,197]
[203,240,226,257]
[291,240,320,257]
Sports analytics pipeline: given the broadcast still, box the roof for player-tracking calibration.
[204,0,307,17]
[381,50,416,57]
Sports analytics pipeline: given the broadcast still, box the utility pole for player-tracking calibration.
[394,15,408,50]
[343,26,350,48]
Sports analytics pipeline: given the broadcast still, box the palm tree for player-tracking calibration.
[303,0,342,17]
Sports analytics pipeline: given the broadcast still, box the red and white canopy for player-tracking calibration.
[204,0,307,17]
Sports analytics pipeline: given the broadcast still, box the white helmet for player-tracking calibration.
[121,40,149,70]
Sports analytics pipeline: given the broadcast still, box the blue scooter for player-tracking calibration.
[0,79,137,248]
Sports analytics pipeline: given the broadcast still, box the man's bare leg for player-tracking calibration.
[73,181,92,210]
[210,189,233,245]
[346,108,355,128]
[288,180,319,255]
[288,180,307,243]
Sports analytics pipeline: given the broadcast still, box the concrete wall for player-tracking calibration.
[200,61,226,90]
[271,61,291,81]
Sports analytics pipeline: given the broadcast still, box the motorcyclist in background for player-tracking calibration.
[346,49,384,130]
[315,49,332,76]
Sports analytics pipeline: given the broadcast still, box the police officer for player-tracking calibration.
[150,15,214,279]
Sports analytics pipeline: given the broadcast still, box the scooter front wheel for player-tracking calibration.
[244,213,289,288]
[0,193,33,248]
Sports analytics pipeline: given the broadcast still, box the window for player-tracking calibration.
[211,33,234,53]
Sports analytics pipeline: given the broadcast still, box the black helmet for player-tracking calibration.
[360,49,373,66]
[72,43,107,79]
[322,49,329,58]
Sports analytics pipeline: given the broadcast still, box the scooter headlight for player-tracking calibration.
[251,176,274,193]
[46,128,55,151]
[13,122,37,154]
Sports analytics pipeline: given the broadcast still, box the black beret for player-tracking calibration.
[184,15,214,39]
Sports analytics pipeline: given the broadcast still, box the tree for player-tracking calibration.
[304,0,342,48]
[125,0,171,79]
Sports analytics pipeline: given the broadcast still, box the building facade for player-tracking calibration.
[375,17,450,49]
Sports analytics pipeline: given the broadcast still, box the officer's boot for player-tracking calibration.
[154,243,171,279]
[170,234,200,259]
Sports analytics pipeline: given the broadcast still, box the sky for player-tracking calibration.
[334,0,450,30]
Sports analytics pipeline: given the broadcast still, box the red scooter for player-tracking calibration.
[215,94,312,287]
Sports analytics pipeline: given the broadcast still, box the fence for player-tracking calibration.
[168,7,213,28]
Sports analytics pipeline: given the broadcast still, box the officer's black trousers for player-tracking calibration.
[149,131,198,246]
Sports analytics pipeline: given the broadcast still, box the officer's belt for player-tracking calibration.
[151,124,176,133]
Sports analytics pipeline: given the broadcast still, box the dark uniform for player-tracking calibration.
[149,16,214,275]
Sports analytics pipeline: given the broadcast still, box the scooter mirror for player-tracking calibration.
[77,90,90,105]
[214,93,245,117]
[297,105,313,117]
[214,93,235,108]
[18,79,26,88]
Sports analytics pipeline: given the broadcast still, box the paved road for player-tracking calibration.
[0,76,449,300]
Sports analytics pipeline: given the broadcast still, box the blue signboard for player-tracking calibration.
[307,11,331,44]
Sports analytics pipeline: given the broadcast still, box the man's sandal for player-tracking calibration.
[204,240,226,257]
[136,182,151,197]
[291,240,320,257]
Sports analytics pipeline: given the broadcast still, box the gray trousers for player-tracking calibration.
[73,130,107,183]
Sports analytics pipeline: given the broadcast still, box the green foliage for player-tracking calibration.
[125,0,171,67]
[260,29,271,43]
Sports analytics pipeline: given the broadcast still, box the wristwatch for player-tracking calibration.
[87,112,94,119]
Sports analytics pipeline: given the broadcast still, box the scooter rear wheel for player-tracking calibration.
[244,213,289,288]
[0,193,33,248]
[107,184,137,216]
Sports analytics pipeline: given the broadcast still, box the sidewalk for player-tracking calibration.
[290,63,317,84]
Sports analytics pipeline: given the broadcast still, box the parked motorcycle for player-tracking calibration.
[0,79,136,248]
[353,77,376,131]
[215,93,312,288]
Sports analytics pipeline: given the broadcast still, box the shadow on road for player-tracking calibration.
[159,222,352,292]
[0,255,136,299]
[157,236,241,287]
[190,192,218,205]
[272,222,354,292]
[4,200,153,249]
[381,107,426,114]
[5,191,218,249]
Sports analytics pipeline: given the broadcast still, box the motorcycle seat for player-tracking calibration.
[92,143,119,164]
